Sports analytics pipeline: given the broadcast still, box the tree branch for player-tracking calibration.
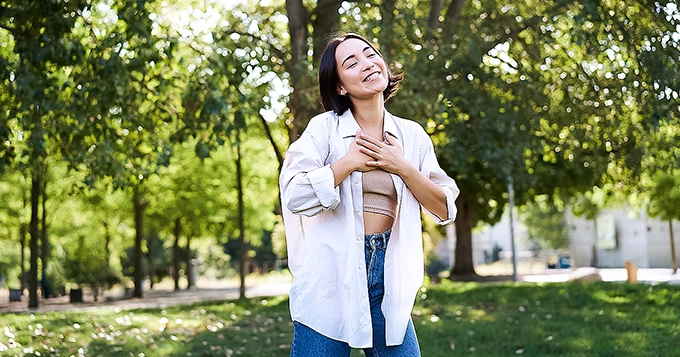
[259,113,284,171]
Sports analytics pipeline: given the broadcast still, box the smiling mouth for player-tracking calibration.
[363,71,381,82]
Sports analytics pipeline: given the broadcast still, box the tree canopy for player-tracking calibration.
[0,0,678,305]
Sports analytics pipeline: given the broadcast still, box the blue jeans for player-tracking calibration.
[290,230,421,357]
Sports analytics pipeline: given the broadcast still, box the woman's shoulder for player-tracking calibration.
[307,111,338,129]
[388,112,428,137]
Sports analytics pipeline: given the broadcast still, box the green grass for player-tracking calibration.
[1,281,680,356]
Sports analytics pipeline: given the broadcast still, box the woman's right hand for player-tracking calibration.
[330,130,375,186]
[346,129,377,172]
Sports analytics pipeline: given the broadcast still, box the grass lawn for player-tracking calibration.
[1,280,679,356]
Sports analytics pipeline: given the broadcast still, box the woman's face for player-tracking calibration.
[334,38,389,101]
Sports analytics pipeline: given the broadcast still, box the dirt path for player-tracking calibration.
[0,280,292,314]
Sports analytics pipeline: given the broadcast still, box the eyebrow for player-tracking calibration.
[341,46,373,66]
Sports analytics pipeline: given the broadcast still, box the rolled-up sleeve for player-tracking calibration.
[420,133,460,225]
[280,122,341,217]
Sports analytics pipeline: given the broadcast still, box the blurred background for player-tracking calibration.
[0,0,678,308]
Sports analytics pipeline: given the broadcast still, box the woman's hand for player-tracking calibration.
[330,130,377,186]
[346,130,380,172]
[357,131,408,175]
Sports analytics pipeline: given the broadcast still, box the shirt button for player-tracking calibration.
[358,265,363,270]
[356,236,362,241]
[354,179,359,184]
[364,313,369,318]
[362,293,367,298]
[355,208,360,213]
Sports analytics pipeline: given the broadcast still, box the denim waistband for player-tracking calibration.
[365,230,391,252]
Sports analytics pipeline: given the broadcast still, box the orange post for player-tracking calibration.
[625,260,638,284]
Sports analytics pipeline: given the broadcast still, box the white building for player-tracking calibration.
[435,211,534,269]
[567,207,679,269]
[436,206,679,270]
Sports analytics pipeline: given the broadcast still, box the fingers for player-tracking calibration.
[384,133,399,147]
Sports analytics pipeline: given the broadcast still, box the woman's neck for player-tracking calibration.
[352,97,385,137]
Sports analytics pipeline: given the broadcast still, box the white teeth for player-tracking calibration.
[364,72,380,82]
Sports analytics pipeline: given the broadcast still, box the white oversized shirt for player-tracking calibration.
[280,109,459,348]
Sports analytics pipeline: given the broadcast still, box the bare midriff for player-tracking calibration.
[364,212,394,234]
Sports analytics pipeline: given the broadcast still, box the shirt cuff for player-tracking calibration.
[306,164,340,210]
[437,186,458,225]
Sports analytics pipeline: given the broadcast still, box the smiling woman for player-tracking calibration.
[279,33,460,357]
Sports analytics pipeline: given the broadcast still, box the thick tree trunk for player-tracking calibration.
[29,170,41,308]
[173,217,181,291]
[236,130,247,300]
[132,188,145,298]
[311,0,343,61]
[444,0,465,29]
[378,0,397,56]
[449,196,477,278]
[285,0,343,142]
[285,0,312,141]
[427,0,446,35]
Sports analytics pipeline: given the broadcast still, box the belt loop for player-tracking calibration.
[367,230,390,252]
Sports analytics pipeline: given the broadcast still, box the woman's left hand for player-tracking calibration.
[357,132,407,174]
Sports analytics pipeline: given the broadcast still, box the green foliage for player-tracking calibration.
[328,0,679,226]
[0,247,21,289]
[647,171,680,222]
[1,0,677,294]
[520,196,569,250]
[63,235,111,288]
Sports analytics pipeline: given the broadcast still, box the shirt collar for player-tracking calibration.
[337,109,400,140]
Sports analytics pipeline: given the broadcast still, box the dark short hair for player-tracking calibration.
[318,33,404,115]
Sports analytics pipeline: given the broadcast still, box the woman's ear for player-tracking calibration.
[337,86,347,96]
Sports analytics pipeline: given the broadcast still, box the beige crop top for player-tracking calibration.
[362,169,398,219]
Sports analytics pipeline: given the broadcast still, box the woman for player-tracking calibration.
[280,33,459,356]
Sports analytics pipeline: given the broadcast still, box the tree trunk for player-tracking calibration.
[132,188,145,298]
[670,219,677,274]
[236,129,247,300]
[186,234,195,290]
[40,170,49,298]
[378,0,397,56]
[29,169,41,308]
[173,217,182,291]
[427,0,446,36]
[147,232,156,289]
[285,0,312,141]
[444,0,465,30]
[19,224,27,289]
[449,196,477,278]
[104,221,111,261]
[310,0,343,61]
[20,190,27,289]
[285,0,343,142]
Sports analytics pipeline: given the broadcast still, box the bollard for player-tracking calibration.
[625,260,638,283]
